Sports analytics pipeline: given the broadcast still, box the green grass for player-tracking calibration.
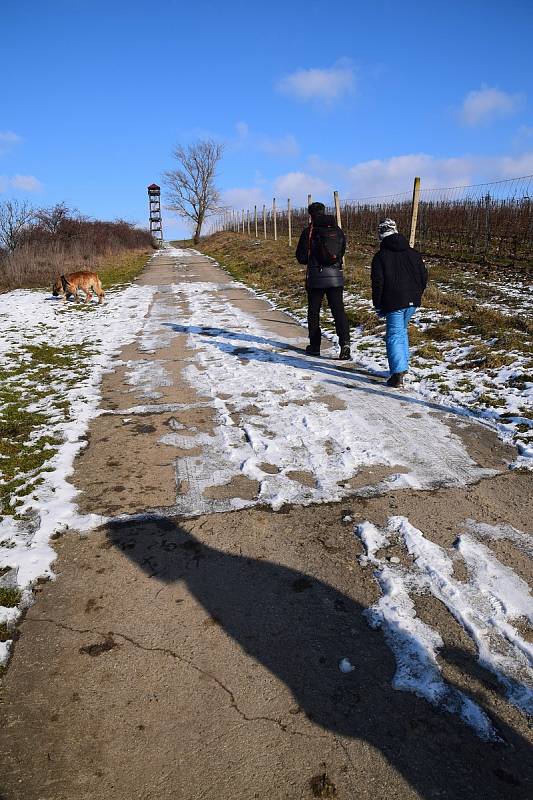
[0,342,93,516]
[0,588,21,608]
[0,622,11,641]
[98,249,152,288]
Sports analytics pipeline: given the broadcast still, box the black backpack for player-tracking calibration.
[310,224,344,266]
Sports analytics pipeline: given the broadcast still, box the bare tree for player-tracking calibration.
[34,202,71,234]
[0,199,34,251]
[163,139,225,243]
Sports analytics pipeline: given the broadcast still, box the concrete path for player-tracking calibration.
[1,249,531,800]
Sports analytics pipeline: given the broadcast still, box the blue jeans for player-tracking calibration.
[385,306,418,374]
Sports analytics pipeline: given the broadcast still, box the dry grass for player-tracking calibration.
[196,231,530,329]
[0,218,155,293]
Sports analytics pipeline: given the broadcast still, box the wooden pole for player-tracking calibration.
[333,190,342,228]
[288,198,292,247]
[254,205,258,238]
[242,209,245,234]
[247,209,250,236]
[272,198,277,241]
[334,190,346,275]
[409,176,421,248]
[307,193,312,224]
[263,204,267,239]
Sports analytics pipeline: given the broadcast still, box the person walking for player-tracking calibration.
[295,201,351,360]
[371,218,428,388]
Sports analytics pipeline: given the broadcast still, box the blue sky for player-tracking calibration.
[1,0,532,237]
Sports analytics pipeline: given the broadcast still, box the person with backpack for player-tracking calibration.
[295,201,351,360]
[371,218,428,388]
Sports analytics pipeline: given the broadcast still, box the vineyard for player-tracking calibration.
[218,174,533,265]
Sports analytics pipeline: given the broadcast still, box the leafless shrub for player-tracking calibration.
[0,205,154,292]
[0,198,35,251]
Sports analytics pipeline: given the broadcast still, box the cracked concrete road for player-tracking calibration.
[1,250,532,800]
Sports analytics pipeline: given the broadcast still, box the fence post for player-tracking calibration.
[263,204,267,239]
[484,192,491,257]
[273,197,277,241]
[247,209,250,236]
[409,176,421,247]
[307,193,312,223]
[254,205,258,238]
[333,190,345,274]
[333,190,342,227]
[288,198,292,247]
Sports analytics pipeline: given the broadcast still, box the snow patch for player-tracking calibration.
[355,516,533,739]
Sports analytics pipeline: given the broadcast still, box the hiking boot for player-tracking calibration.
[386,372,406,388]
[306,345,321,356]
[339,345,351,361]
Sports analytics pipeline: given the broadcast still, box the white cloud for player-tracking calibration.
[258,134,299,158]
[310,152,533,200]
[10,174,43,192]
[231,122,299,158]
[459,86,523,126]
[273,172,330,204]
[222,186,268,210]
[276,60,355,104]
[347,155,474,197]
[0,131,22,155]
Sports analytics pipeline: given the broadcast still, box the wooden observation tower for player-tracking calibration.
[147,183,163,244]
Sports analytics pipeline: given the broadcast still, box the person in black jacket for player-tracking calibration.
[295,202,351,360]
[371,218,428,388]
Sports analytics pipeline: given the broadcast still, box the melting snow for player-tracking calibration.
[356,517,533,740]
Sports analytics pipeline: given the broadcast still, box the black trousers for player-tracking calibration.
[307,287,350,350]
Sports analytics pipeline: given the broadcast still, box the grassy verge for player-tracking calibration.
[195,232,532,342]
[0,250,152,518]
[98,248,152,288]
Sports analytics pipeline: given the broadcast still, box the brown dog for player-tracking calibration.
[52,271,105,304]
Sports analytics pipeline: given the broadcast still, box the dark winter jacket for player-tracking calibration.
[295,214,346,289]
[371,233,428,313]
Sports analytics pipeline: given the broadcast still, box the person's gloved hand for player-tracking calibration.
[374,307,386,318]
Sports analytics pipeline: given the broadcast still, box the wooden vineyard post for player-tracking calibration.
[333,190,346,274]
[288,198,292,247]
[307,193,312,223]
[263,204,267,239]
[242,209,245,234]
[247,209,250,236]
[273,198,277,241]
[409,176,421,248]
[254,205,258,238]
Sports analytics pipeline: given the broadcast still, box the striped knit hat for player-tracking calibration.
[378,218,398,240]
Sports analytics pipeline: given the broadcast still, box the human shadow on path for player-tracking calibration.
[164,323,480,421]
[107,517,533,800]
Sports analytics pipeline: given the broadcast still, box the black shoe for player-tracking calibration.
[306,345,320,356]
[386,372,406,388]
[339,345,351,361]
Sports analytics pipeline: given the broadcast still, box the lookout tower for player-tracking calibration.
[147,183,163,244]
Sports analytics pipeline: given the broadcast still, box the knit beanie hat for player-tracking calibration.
[378,218,398,240]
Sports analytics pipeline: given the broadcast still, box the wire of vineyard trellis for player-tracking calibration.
[215,174,533,263]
